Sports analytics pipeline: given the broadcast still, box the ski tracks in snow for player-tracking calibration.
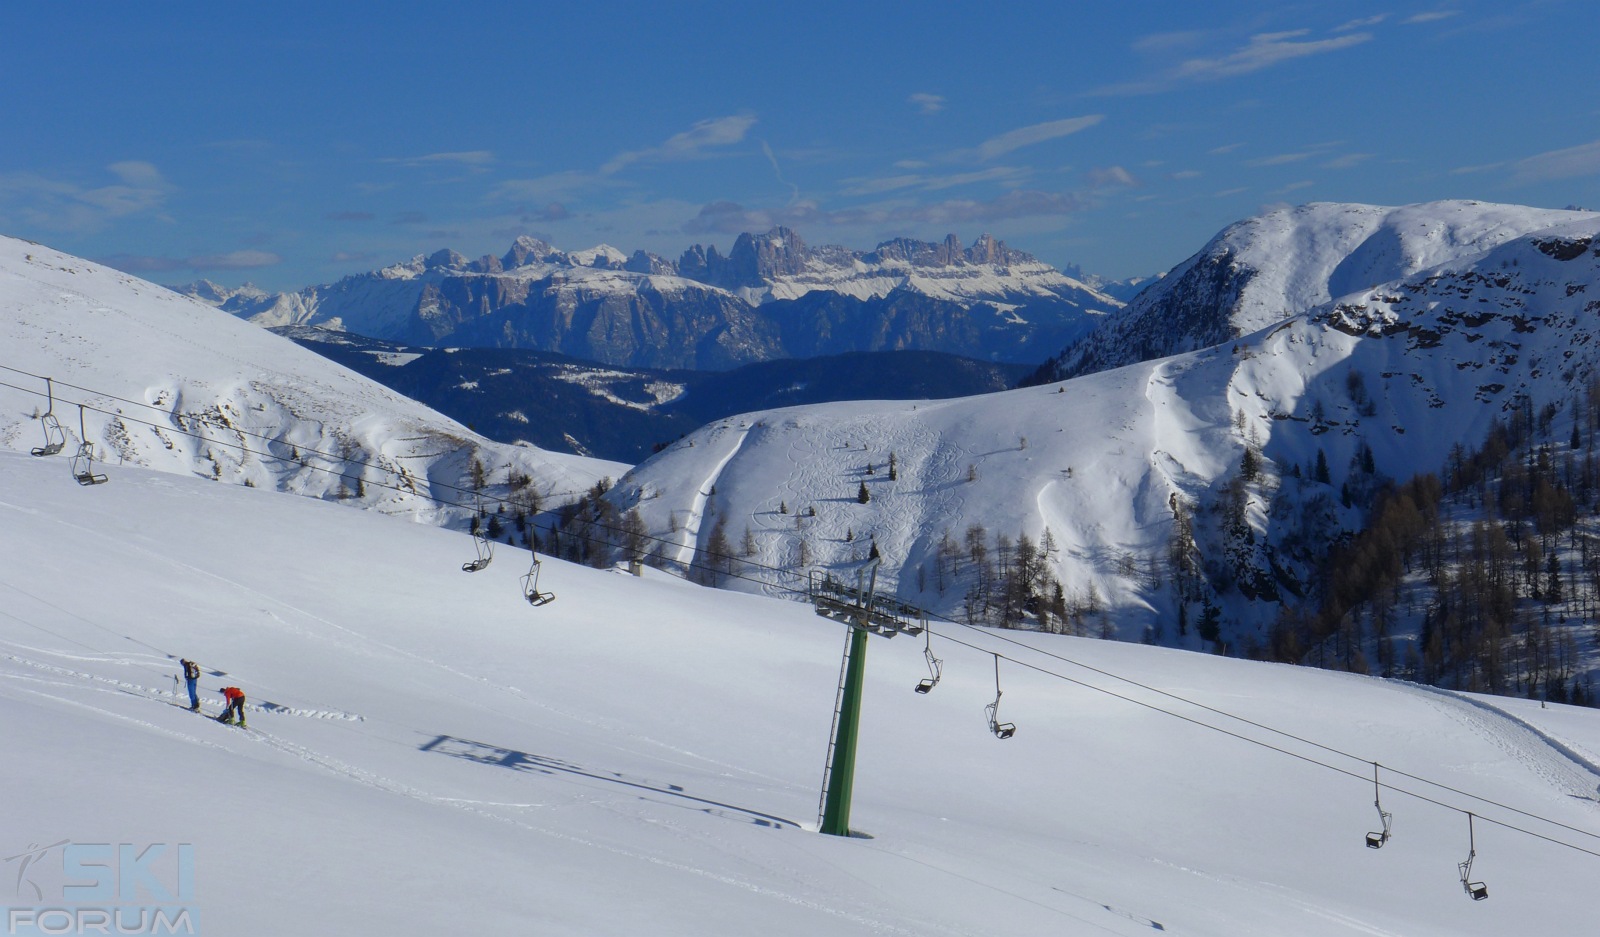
[1407,683,1600,803]
[669,421,754,567]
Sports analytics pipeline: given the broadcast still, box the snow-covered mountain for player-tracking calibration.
[604,213,1600,668]
[4,447,1598,935]
[1031,201,1599,383]
[0,235,622,525]
[178,230,1120,369]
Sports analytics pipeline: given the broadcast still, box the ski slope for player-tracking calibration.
[2,450,1597,935]
[0,235,622,527]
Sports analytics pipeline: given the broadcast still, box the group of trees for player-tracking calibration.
[1279,392,1600,704]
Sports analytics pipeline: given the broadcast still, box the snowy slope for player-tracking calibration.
[2,450,1597,935]
[610,217,1600,650]
[0,236,622,524]
[1039,200,1599,382]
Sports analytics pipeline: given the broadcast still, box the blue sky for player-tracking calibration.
[3,1,1597,290]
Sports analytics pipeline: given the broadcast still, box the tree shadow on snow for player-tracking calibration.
[418,734,799,829]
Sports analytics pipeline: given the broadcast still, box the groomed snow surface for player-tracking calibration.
[2,451,1597,935]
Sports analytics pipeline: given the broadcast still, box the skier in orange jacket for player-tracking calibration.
[217,686,246,727]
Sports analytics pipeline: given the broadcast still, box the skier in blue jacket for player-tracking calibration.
[179,659,200,711]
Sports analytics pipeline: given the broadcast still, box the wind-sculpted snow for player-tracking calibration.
[1037,200,1599,383]
[0,236,622,525]
[614,216,1600,648]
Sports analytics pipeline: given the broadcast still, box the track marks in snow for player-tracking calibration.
[1410,684,1600,803]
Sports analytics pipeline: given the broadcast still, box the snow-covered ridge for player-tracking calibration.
[1037,200,1600,383]
[0,235,621,523]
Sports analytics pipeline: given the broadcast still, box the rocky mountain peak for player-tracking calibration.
[425,248,469,271]
[502,236,556,269]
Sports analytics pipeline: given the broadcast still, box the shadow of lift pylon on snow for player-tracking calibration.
[418,734,800,830]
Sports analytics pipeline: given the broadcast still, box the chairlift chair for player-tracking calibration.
[1458,813,1488,900]
[914,630,943,694]
[30,377,66,457]
[1366,762,1393,848]
[70,405,107,486]
[461,501,495,572]
[521,553,556,607]
[985,654,1016,739]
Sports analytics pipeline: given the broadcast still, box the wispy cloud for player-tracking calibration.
[908,93,946,115]
[682,188,1090,236]
[1321,153,1373,169]
[840,166,1029,197]
[1087,166,1138,188]
[325,211,375,222]
[601,114,757,175]
[1093,29,1373,95]
[762,140,801,204]
[1175,30,1373,80]
[1209,143,1245,155]
[1335,14,1388,32]
[961,115,1103,162]
[0,161,174,233]
[386,151,496,169]
[1169,169,1203,180]
[1508,139,1600,185]
[99,249,281,274]
[1245,152,1312,167]
[1403,11,1461,24]
[1271,180,1315,196]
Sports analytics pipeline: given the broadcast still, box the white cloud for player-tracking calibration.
[1094,29,1373,94]
[1175,30,1373,80]
[387,151,496,168]
[1245,152,1312,167]
[1508,139,1600,185]
[839,166,1028,197]
[0,161,174,233]
[1321,153,1373,169]
[601,115,757,175]
[1403,11,1461,24]
[1271,180,1315,196]
[908,93,946,115]
[1087,166,1138,188]
[970,115,1104,161]
[1169,169,1203,180]
[1209,143,1245,155]
[1335,14,1389,32]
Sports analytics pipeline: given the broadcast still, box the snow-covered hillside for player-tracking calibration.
[0,236,622,525]
[609,216,1600,662]
[2,450,1597,934]
[1036,201,1599,382]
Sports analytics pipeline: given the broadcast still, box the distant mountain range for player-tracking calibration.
[274,326,1029,463]
[176,229,1132,370]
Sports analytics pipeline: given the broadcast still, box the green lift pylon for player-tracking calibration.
[811,561,925,837]
[820,624,870,836]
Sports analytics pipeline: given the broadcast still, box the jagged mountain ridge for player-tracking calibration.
[1028,200,1599,384]
[0,235,621,525]
[178,229,1120,369]
[604,214,1600,662]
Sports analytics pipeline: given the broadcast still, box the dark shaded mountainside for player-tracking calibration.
[275,326,1027,463]
[186,228,1120,370]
